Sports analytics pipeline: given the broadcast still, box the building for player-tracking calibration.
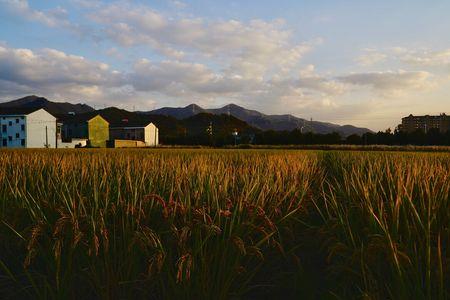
[109,119,159,147]
[0,107,56,148]
[57,138,88,148]
[61,114,109,147]
[398,114,450,133]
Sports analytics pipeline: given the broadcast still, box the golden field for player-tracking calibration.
[0,149,448,299]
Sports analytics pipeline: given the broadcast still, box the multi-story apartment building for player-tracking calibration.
[398,113,450,133]
[0,107,57,148]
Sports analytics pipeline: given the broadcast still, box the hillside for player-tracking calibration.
[0,95,94,116]
[145,103,372,136]
[149,104,206,119]
[0,95,372,138]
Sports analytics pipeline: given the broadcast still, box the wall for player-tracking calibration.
[26,109,57,148]
[108,139,147,148]
[62,123,88,139]
[0,115,26,148]
[110,127,145,141]
[57,138,88,148]
[144,123,159,146]
[88,115,109,147]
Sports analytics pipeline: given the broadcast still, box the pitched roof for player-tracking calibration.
[0,107,48,116]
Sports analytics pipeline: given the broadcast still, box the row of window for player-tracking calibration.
[1,124,25,133]
[0,118,23,124]
[1,117,24,120]
[1,137,25,146]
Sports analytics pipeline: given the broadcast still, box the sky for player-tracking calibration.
[0,0,449,130]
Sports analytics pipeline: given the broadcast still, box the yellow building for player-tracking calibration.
[61,114,109,147]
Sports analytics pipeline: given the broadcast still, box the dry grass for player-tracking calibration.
[0,149,448,299]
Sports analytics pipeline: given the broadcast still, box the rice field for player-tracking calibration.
[0,149,448,299]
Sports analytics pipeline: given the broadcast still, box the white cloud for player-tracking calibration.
[0,44,345,109]
[1,0,69,27]
[71,0,102,9]
[356,49,387,66]
[338,70,434,96]
[0,46,121,87]
[1,0,93,38]
[356,47,450,69]
[0,45,132,106]
[130,59,216,93]
[170,0,187,9]
[88,2,314,79]
[1,1,339,111]
[399,49,450,67]
[2,1,449,131]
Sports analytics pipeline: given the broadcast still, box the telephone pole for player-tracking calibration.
[45,126,49,148]
[206,122,213,146]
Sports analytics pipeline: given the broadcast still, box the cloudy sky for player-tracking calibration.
[0,0,449,130]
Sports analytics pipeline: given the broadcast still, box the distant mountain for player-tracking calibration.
[1,96,372,137]
[181,112,256,136]
[148,104,206,119]
[93,107,183,136]
[0,95,94,116]
[145,103,372,136]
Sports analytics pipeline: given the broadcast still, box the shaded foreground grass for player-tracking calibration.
[0,149,448,299]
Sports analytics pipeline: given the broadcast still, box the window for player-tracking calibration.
[21,139,25,146]
[8,136,12,141]
[2,138,6,146]
[15,133,19,138]
[8,121,12,126]
[15,118,19,124]
[1,125,6,133]
[21,124,25,131]
[20,116,24,120]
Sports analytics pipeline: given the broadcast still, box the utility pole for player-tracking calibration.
[206,122,213,146]
[232,129,238,146]
[55,122,58,149]
[45,125,49,148]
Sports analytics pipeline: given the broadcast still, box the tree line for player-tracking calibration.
[162,128,450,146]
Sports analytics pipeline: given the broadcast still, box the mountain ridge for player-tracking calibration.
[0,96,373,136]
[0,95,94,116]
[147,103,372,136]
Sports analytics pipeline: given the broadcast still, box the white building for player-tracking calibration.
[0,107,57,148]
[110,120,159,146]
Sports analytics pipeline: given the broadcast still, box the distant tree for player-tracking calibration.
[346,134,363,145]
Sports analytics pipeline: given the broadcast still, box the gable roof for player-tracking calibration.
[0,107,49,116]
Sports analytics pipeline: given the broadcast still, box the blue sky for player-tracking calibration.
[1,0,449,130]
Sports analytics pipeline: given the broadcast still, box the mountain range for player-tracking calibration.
[0,95,94,116]
[146,103,372,136]
[0,96,372,136]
